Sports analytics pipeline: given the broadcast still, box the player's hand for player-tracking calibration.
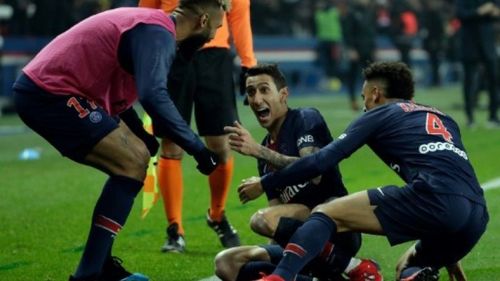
[193,147,219,175]
[237,176,263,203]
[224,121,260,157]
[446,262,467,281]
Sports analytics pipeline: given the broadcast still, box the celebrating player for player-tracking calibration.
[12,1,225,280]
[240,62,488,281]
[217,64,382,281]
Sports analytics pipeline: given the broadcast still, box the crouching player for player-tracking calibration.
[12,2,225,280]
[217,64,382,281]
[243,62,488,281]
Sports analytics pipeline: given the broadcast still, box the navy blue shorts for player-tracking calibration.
[368,183,488,268]
[13,74,119,162]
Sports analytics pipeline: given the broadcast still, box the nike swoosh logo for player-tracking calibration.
[377,187,385,196]
[210,157,216,165]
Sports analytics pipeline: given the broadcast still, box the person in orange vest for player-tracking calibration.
[138,0,257,253]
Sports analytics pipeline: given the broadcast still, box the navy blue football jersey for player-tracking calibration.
[258,108,347,208]
[261,101,485,205]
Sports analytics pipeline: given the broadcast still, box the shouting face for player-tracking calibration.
[245,74,289,130]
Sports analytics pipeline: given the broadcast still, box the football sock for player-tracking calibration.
[274,217,304,247]
[274,217,339,266]
[74,175,142,278]
[208,156,233,221]
[273,212,337,281]
[236,261,276,281]
[157,157,184,235]
[235,261,315,281]
[344,258,362,274]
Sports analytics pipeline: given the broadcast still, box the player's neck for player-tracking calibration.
[268,110,288,141]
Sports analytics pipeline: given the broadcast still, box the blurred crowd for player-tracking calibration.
[0,0,135,36]
[0,0,498,90]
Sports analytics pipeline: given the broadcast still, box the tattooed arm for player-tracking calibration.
[225,121,322,182]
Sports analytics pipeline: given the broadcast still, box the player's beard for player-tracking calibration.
[178,30,210,60]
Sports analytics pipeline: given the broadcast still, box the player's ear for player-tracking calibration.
[279,86,289,102]
[199,13,209,27]
[372,86,383,103]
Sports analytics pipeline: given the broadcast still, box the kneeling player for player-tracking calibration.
[222,64,382,280]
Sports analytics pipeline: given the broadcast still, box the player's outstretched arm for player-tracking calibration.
[225,121,299,168]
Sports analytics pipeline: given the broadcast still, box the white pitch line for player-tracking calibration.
[481,177,500,191]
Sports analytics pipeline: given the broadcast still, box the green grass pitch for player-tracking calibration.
[1,85,499,280]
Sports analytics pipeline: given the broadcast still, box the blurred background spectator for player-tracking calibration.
[0,0,498,116]
[341,0,377,111]
[455,0,499,128]
[389,0,419,67]
[313,0,343,92]
[420,0,446,87]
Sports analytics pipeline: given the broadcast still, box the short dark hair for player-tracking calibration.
[245,64,287,90]
[362,61,414,100]
[179,0,227,14]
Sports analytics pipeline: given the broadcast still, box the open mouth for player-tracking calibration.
[255,108,270,119]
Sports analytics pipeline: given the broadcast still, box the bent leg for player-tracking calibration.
[250,204,310,238]
[75,122,150,278]
[314,190,383,234]
[83,121,150,180]
[270,191,382,280]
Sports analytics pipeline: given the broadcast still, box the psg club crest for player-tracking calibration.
[89,111,102,123]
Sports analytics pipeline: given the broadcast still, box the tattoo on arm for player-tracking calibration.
[256,145,299,169]
[256,145,321,169]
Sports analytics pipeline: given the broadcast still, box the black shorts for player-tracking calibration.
[166,47,238,136]
[368,183,489,268]
[13,74,119,162]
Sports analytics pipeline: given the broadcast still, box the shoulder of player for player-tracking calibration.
[283,108,323,130]
[292,107,324,121]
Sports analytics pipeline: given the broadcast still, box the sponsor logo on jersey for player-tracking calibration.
[418,141,468,160]
[297,135,314,147]
[280,181,310,203]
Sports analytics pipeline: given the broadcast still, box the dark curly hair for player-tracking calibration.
[362,61,414,100]
[245,63,287,90]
